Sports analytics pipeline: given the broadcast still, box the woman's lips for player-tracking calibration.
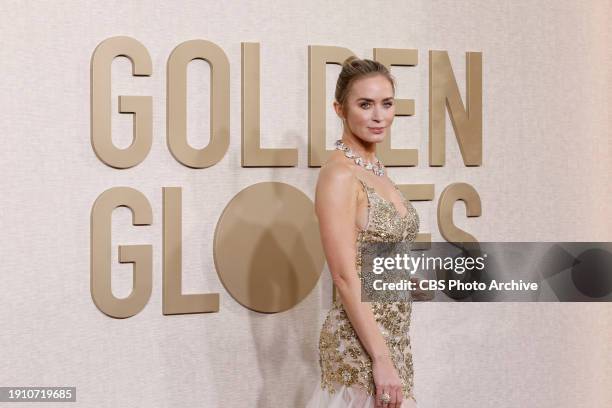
[369,127,385,134]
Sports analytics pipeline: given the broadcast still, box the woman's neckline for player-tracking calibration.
[357,177,410,218]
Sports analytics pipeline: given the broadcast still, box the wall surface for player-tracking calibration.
[1,1,610,407]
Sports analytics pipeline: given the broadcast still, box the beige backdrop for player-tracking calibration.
[1,0,611,407]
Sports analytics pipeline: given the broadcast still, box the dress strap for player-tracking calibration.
[390,179,402,192]
[355,177,374,195]
[357,177,405,203]
[355,177,373,232]
[389,180,410,205]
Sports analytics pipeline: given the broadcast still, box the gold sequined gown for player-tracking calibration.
[307,178,420,408]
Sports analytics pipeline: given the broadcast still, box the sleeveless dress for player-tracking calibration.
[306,178,420,408]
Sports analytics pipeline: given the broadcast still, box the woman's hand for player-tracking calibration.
[372,354,404,408]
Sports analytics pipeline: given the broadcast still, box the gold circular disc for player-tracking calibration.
[214,182,325,313]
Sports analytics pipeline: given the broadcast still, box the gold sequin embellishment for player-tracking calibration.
[318,178,420,401]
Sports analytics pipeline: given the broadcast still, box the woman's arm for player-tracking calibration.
[314,161,392,363]
[316,162,405,407]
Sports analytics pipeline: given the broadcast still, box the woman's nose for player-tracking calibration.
[372,108,383,122]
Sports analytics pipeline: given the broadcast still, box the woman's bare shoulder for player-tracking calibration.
[318,151,357,189]
[315,152,363,218]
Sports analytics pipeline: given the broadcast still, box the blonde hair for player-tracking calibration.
[334,56,396,111]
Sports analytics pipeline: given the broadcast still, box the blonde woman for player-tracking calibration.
[307,57,420,408]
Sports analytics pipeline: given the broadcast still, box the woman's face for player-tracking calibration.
[337,74,395,144]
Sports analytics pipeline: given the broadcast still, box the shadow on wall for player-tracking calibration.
[248,132,329,407]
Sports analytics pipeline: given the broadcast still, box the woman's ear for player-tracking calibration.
[333,100,344,120]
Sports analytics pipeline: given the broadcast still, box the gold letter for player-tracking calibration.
[241,42,298,166]
[374,48,418,166]
[163,187,220,314]
[213,182,324,312]
[308,45,355,166]
[429,51,482,166]
[91,187,153,318]
[167,40,230,168]
[437,183,481,243]
[91,36,152,169]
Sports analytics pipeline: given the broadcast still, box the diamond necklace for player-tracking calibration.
[334,139,385,176]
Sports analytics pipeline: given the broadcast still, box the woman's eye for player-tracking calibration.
[360,102,393,109]
[360,102,393,108]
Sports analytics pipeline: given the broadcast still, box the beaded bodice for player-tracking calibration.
[318,177,420,401]
[354,179,419,268]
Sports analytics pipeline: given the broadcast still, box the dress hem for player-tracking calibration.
[306,382,417,408]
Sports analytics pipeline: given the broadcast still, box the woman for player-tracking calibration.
[306,57,421,408]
